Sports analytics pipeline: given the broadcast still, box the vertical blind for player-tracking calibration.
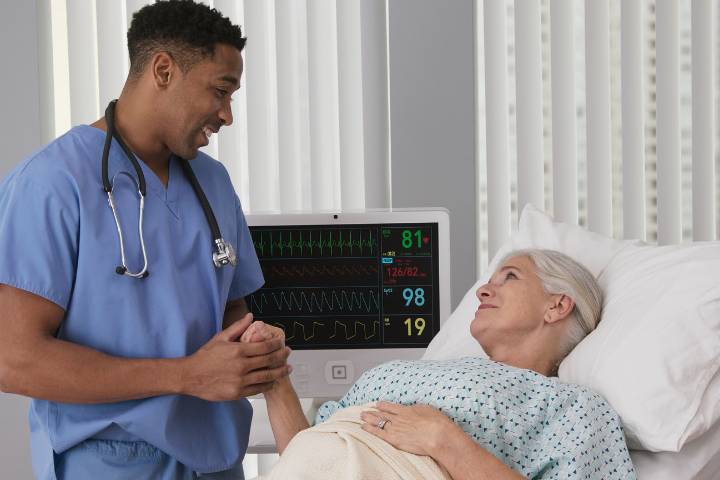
[40,0,720,277]
[475,0,718,268]
[42,0,390,214]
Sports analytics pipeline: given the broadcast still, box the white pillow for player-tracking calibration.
[423,204,644,360]
[423,204,720,452]
[561,241,720,452]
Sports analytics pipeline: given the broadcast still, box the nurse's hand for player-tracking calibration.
[183,314,292,401]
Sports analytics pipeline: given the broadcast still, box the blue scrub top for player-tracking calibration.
[0,125,264,475]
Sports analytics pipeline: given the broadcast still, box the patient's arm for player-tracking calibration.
[240,319,310,454]
[361,402,527,480]
[264,376,310,454]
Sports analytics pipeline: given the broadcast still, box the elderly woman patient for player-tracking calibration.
[242,249,636,479]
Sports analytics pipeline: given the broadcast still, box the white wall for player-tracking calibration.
[0,1,42,477]
[0,1,42,180]
[388,0,476,309]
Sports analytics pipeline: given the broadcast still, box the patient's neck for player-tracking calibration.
[484,338,557,377]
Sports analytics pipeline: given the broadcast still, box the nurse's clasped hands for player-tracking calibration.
[181,313,292,402]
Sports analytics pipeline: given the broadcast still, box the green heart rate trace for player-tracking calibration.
[252,228,378,258]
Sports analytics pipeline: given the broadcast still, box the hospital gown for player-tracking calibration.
[316,358,636,479]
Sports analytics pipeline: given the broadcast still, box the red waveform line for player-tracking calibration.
[261,264,379,277]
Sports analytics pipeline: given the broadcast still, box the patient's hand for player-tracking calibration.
[239,315,288,369]
[240,315,285,345]
[360,401,461,458]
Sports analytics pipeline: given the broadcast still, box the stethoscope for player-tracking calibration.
[101,99,237,279]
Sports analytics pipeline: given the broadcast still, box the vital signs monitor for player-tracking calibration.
[244,210,451,399]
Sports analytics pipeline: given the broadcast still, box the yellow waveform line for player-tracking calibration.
[276,321,325,341]
[329,320,380,340]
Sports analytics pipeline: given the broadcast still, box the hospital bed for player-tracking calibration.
[248,205,720,479]
[424,204,720,480]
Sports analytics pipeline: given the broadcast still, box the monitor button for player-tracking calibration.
[325,361,354,385]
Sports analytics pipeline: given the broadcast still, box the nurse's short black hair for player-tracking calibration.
[127,0,246,81]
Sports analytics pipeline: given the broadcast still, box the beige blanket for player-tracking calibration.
[252,403,452,480]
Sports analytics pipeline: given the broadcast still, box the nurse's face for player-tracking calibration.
[470,256,551,354]
[164,43,243,160]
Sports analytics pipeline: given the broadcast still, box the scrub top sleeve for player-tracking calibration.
[226,197,264,302]
[0,177,78,309]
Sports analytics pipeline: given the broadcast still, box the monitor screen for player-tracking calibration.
[246,222,440,350]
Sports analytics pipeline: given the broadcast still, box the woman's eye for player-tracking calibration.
[506,272,517,280]
[216,88,228,97]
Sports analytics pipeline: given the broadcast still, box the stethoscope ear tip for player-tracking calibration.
[116,266,126,275]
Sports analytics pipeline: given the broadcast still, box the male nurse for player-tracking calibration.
[0,1,290,478]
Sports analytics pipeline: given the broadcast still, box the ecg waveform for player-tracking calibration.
[247,289,380,315]
[259,258,379,288]
[263,264,378,278]
[274,319,380,342]
[252,229,377,258]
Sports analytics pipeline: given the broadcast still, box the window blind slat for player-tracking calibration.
[244,0,280,212]
[655,0,682,245]
[231,0,251,208]
[584,0,612,237]
[483,0,511,259]
[691,0,717,240]
[337,0,366,210]
[550,0,577,225]
[514,0,545,216]
[66,0,99,125]
[306,0,341,211]
[620,0,646,241]
[275,0,310,212]
[96,0,125,110]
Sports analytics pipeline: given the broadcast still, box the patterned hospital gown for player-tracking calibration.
[316,358,636,479]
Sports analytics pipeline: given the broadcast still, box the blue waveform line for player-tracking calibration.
[247,290,380,313]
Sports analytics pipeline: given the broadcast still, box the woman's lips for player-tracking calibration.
[477,304,497,311]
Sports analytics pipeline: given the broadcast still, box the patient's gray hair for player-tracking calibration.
[496,249,603,376]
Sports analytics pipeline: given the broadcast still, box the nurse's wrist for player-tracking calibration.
[171,356,196,396]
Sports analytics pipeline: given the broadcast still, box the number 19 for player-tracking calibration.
[404,317,426,336]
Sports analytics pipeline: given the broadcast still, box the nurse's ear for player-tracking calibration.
[150,52,180,91]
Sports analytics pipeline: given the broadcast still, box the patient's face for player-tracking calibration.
[470,256,550,354]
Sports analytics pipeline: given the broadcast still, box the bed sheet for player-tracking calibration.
[316,358,636,479]
[630,419,720,480]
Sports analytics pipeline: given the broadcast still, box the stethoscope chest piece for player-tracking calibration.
[213,239,237,268]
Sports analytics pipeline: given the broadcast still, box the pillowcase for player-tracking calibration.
[423,204,644,360]
[560,240,720,452]
[423,204,720,452]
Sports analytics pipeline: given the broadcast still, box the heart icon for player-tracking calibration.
[422,238,429,244]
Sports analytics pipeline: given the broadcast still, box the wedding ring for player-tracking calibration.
[377,419,388,429]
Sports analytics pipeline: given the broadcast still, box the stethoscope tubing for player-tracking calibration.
[101,99,236,279]
[107,171,149,278]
